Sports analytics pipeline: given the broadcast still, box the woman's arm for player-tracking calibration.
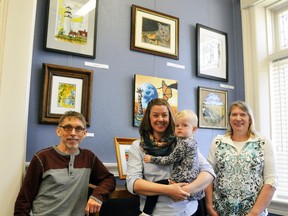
[244,138,277,215]
[247,138,277,215]
[203,139,219,216]
[126,140,190,200]
[133,178,190,200]
[181,150,215,194]
[204,183,219,216]
[135,151,214,200]
[181,171,213,194]
[247,184,276,216]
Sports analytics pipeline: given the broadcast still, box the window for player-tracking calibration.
[272,3,288,52]
[241,0,288,213]
[270,58,288,200]
[278,7,288,49]
[270,4,288,201]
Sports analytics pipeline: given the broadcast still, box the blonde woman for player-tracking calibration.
[205,101,277,216]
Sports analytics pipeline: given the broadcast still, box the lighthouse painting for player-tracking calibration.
[45,0,98,58]
[55,1,88,44]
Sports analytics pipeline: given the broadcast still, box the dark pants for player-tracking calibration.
[191,198,207,216]
[143,179,207,216]
[99,193,207,216]
[99,196,141,216]
[142,179,169,215]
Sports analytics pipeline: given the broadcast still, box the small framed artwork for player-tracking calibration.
[134,74,178,127]
[198,87,228,129]
[44,0,99,58]
[196,23,228,82]
[130,5,179,59]
[40,63,93,126]
[114,137,137,179]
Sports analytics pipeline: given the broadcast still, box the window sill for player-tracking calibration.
[268,199,288,215]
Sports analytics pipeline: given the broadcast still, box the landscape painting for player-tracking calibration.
[198,86,227,129]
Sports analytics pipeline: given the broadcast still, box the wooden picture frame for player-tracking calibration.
[44,0,99,58]
[130,5,179,59]
[198,87,228,129]
[196,23,228,82]
[114,137,137,179]
[40,63,93,126]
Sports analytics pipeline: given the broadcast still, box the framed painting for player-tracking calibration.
[40,63,93,126]
[196,23,228,82]
[134,74,178,127]
[114,137,137,179]
[198,87,228,129]
[130,5,179,59]
[44,0,99,58]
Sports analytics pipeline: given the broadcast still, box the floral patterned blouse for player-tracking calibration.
[207,135,277,216]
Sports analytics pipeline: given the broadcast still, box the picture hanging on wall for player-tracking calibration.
[44,0,99,58]
[114,137,137,179]
[130,5,179,59]
[196,23,228,82]
[40,63,93,126]
[198,87,227,129]
[134,74,178,127]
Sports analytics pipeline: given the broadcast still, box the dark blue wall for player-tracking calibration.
[26,0,244,163]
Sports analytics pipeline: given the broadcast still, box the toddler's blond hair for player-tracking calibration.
[175,110,198,127]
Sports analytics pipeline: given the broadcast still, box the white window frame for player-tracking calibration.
[240,0,288,215]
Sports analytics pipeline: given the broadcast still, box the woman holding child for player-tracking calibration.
[126,98,215,216]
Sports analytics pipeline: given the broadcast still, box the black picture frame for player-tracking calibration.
[196,23,228,82]
[44,0,98,58]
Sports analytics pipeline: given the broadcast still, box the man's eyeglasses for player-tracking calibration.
[59,125,86,134]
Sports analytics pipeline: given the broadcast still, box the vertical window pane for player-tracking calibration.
[270,59,288,199]
[279,10,288,49]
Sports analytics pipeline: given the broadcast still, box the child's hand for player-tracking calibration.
[144,154,152,163]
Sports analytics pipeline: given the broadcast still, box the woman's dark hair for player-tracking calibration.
[139,98,175,137]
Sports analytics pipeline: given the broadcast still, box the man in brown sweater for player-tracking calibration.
[14,111,116,216]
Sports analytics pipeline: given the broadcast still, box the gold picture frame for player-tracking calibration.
[40,63,93,126]
[114,137,137,179]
